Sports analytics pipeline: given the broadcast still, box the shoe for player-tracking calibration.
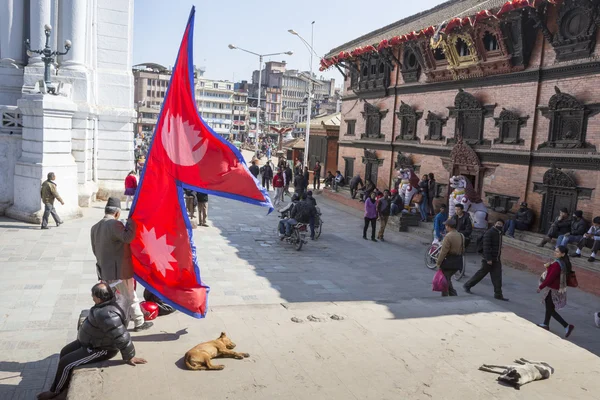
[280,236,285,241]
[506,234,514,239]
[463,284,472,294]
[41,226,49,230]
[310,237,315,240]
[537,240,547,248]
[537,323,549,331]
[494,295,509,302]
[134,322,153,332]
[571,253,581,258]
[56,221,63,227]
[380,238,385,242]
[202,223,209,227]
[565,324,575,338]
[363,236,367,240]
[371,238,377,242]
[588,257,596,262]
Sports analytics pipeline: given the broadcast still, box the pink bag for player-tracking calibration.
[432,270,449,292]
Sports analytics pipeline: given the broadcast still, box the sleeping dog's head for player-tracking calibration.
[218,332,236,349]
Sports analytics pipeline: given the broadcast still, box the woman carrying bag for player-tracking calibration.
[537,245,575,338]
[435,219,464,296]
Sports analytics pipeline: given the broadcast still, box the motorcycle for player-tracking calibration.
[279,213,308,251]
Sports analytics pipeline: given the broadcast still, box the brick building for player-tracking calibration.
[324,0,600,231]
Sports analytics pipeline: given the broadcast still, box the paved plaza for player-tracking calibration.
[2,192,600,399]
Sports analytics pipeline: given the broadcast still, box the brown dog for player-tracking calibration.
[184,332,250,370]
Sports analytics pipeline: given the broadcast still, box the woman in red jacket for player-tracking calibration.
[124,171,137,210]
[537,245,575,337]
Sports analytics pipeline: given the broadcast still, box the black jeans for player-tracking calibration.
[363,217,376,239]
[49,340,117,394]
[465,259,503,297]
[262,176,271,191]
[42,202,62,227]
[313,175,320,189]
[544,293,568,328]
[441,269,457,296]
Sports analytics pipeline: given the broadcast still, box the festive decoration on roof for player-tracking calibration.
[319,0,556,72]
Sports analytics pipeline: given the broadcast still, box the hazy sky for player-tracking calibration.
[133,0,446,86]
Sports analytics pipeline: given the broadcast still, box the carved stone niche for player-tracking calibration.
[485,192,520,214]
[425,111,448,141]
[401,43,423,83]
[537,86,600,151]
[552,0,598,62]
[395,101,423,141]
[360,102,388,140]
[501,8,537,68]
[447,89,495,146]
[494,108,529,145]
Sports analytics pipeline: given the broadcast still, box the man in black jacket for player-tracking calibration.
[377,190,392,241]
[294,171,305,200]
[38,283,146,399]
[556,210,588,248]
[452,204,473,246]
[261,161,274,191]
[284,165,293,197]
[504,202,533,238]
[538,208,571,247]
[464,219,509,301]
[348,174,365,199]
[296,195,318,239]
[249,160,260,178]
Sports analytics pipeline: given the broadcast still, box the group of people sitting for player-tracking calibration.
[537,208,600,262]
[277,191,319,240]
[324,170,345,190]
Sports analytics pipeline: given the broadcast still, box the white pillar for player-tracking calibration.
[58,0,86,70]
[28,0,53,66]
[0,0,25,67]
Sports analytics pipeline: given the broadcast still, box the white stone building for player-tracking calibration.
[0,0,136,223]
[196,76,234,137]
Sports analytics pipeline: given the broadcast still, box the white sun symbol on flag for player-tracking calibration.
[140,226,176,277]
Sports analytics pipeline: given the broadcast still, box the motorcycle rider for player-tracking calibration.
[278,194,300,240]
[289,195,317,239]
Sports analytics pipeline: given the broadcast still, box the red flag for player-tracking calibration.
[129,7,272,318]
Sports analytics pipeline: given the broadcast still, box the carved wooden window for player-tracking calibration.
[358,55,390,92]
[433,48,446,61]
[395,101,422,141]
[401,45,422,83]
[447,89,494,146]
[550,0,599,62]
[485,192,520,214]
[456,38,471,56]
[538,87,598,151]
[425,112,447,141]
[494,108,528,145]
[345,120,356,136]
[360,102,387,139]
[483,31,500,52]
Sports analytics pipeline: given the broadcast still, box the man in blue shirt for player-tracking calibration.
[433,204,448,245]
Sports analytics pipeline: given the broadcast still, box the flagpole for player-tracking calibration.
[256,56,263,157]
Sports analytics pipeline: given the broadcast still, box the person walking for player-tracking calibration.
[363,192,378,242]
[435,219,464,297]
[90,197,152,332]
[249,159,260,179]
[196,191,208,227]
[433,204,448,244]
[427,173,436,217]
[537,245,575,338]
[303,166,310,191]
[377,190,392,241]
[261,161,273,191]
[272,168,285,207]
[313,161,321,190]
[294,170,306,199]
[418,174,429,222]
[40,172,64,229]
[464,219,509,301]
[124,171,137,211]
[284,165,293,197]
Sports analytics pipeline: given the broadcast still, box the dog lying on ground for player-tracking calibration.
[479,358,554,389]
[184,332,250,370]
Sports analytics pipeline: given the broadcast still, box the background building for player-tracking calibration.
[196,73,234,137]
[325,0,600,231]
[0,0,136,223]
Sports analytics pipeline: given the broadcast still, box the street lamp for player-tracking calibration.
[289,22,317,169]
[24,24,71,95]
[228,44,293,157]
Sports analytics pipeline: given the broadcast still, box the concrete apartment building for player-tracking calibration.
[133,64,248,139]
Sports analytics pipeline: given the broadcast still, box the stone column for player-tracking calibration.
[28,0,53,66]
[0,0,25,67]
[5,93,82,223]
[58,0,86,70]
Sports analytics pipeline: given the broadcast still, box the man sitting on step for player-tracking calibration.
[572,216,600,263]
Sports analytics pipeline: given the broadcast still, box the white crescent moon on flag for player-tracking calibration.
[161,112,208,166]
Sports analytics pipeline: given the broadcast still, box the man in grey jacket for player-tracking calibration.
[91,197,152,332]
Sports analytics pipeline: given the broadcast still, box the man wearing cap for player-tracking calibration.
[90,197,153,332]
[556,210,588,248]
[504,202,533,238]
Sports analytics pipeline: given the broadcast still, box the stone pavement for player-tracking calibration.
[1,192,600,399]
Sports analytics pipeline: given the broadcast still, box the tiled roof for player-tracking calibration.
[325,0,508,57]
[296,112,341,129]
